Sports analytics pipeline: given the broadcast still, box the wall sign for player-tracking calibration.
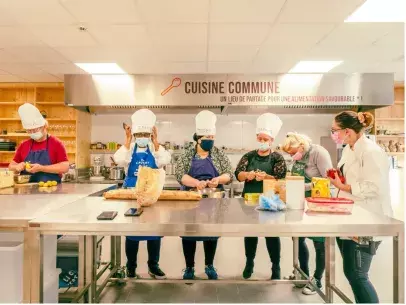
[65,73,394,107]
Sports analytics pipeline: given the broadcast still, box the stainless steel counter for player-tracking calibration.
[27,198,404,303]
[29,197,403,237]
[0,183,115,303]
[0,184,116,228]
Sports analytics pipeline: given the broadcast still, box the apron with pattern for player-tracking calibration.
[291,147,324,243]
[124,145,161,241]
[21,135,61,183]
[181,155,222,241]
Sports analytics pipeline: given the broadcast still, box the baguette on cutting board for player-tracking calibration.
[103,189,202,201]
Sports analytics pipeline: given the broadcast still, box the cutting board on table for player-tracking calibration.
[14,182,39,187]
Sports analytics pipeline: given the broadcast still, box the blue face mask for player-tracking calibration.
[30,131,43,141]
[135,137,150,148]
[200,139,214,151]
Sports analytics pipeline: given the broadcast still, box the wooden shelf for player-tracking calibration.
[0,133,76,138]
[0,102,27,105]
[0,83,90,167]
[35,102,65,105]
[376,118,404,121]
[376,135,405,138]
[388,152,405,156]
[90,150,116,154]
[0,118,75,121]
[47,118,76,121]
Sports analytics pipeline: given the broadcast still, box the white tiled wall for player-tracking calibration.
[90,113,334,167]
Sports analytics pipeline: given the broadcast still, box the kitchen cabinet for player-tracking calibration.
[375,83,405,164]
[0,83,90,167]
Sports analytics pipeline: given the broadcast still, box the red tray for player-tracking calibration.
[306,197,354,204]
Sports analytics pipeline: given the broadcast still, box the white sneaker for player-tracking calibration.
[302,277,322,295]
[284,272,306,288]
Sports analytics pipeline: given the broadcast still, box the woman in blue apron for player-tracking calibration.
[114,109,171,280]
[282,132,333,295]
[175,110,233,280]
[21,135,62,183]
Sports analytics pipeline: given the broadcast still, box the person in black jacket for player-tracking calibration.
[235,113,287,280]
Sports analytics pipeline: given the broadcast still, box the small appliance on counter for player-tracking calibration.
[106,166,125,180]
[89,156,105,181]
[0,140,16,152]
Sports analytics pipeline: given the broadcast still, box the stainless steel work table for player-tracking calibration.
[0,183,116,303]
[28,197,404,303]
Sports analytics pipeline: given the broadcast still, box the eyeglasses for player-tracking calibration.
[330,128,344,134]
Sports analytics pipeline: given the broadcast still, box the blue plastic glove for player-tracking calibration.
[258,191,286,212]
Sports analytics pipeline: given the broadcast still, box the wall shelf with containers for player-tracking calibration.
[374,83,404,167]
[0,83,91,168]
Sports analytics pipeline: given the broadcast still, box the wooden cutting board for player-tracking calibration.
[14,182,39,187]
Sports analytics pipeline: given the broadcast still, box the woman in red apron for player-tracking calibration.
[9,103,69,182]
[114,109,171,279]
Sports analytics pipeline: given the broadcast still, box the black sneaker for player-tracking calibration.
[148,265,167,280]
[302,277,322,295]
[126,267,137,279]
[271,266,281,280]
[243,262,254,279]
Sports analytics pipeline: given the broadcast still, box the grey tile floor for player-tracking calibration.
[98,236,395,303]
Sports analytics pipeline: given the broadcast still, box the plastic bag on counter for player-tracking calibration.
[256,190,286,212]
[135,166,165,207]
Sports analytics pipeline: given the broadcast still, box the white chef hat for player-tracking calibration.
[256,113,283,139]
[18,103,46,130]
[195,110,217,136]
[131,109,156,134]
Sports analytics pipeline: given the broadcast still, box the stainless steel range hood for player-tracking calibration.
[64,73,394,115]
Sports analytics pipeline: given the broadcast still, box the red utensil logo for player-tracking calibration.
[161,77,181,96]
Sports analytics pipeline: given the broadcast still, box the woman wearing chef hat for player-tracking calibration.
[175,110,233,280]
[282,132,333,295]
[114,108,171,280]
[328,111,392,303]
[235,113,287,280]
[9,103,69,182]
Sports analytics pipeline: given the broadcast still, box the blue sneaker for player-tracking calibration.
[183,267,195,280]
[205,265,218,280]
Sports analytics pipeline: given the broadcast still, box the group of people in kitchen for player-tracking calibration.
[9,103,393,303]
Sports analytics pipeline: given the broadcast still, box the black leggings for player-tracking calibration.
[182,239,218,268]
[244,237,281,267]
[298,237,325,281]
[125,238,161,269]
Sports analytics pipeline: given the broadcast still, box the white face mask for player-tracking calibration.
[135,137,150,148]
[258,141,271,152]
[30,131,43,140]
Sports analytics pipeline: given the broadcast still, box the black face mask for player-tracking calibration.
[200,139,214,151]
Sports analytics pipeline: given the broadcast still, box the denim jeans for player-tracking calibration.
[337,238,379,303]
[298,237,325,281]
[125,238,161,270]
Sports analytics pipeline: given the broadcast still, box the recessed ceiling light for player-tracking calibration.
[289,61,343,73]
[75,63,126,74]
[345,0,406,22]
